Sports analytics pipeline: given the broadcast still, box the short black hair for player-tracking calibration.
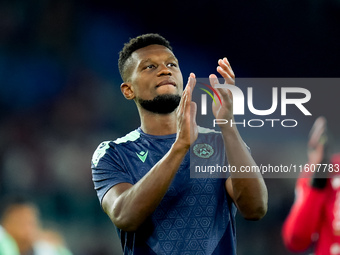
[118,33,173,81]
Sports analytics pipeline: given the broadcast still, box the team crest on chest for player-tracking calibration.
[193,143,214,159]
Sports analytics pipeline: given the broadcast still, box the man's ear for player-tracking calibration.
[121,82,135,100]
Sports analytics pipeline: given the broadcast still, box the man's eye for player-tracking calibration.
[145,65,155,69]
[167,63,177,67]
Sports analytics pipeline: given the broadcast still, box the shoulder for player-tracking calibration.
[112,129,141,145]
[92,129,142,167]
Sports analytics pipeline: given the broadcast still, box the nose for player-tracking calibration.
[157,64,172,76]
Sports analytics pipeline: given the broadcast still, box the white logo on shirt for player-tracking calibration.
[92,141,110,167]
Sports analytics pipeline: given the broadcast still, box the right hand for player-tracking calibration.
[175,73,198,149]
[209,57,236,124]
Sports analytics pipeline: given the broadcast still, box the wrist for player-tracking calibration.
[219,123,240,139]
[172,140,190,155]
[216,116,236,130]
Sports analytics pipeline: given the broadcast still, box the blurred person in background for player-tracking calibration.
[0,195,72,255]
[91,33,267,254]
[282,116,340,255]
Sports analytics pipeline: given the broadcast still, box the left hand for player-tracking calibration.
[175,73,198,149]
[209,57,235,122]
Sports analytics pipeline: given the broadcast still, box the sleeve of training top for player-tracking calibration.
[282,170,327,252]
[91,141,134,204]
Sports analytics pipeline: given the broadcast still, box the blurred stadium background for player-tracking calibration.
[0,0,339,254]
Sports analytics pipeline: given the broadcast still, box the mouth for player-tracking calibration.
[156,80,176,87]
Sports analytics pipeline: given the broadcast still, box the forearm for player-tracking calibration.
[221,124,268,220]
[108,142,188,231]
[210,57,267,219]
[282,180,326,251]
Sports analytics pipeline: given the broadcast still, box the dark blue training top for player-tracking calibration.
[91,127,237,255]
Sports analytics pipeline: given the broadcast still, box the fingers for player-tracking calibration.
[178,73,196,116]
[209,74,232,102]
[177,74,198,146]
[187,72,196,99]
[217,57,235,85]
[218,57,234,76]
[209,74,221,102]
[186,73,196,117]
[190,101,197,124]
[177,85,188,116]
[209,74,219,87]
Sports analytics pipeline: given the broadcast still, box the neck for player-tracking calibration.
[138,107,177,136]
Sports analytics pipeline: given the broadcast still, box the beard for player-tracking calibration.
[137,94,181,114]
